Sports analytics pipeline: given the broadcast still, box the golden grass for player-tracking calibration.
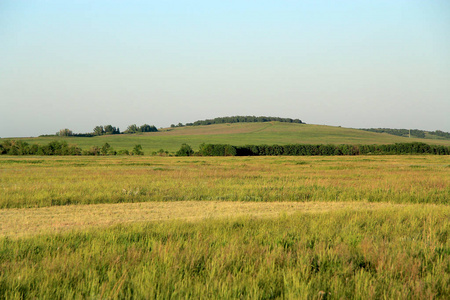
[0,200,427,238]
[1,155,448,208]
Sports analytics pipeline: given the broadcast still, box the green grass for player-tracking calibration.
[0,155,449,208]
[4,122,450,154]
[1,155,449,298]
[1,206,449,299]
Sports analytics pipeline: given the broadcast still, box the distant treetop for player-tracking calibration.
[171,116,303,128]
[361,128,450,140]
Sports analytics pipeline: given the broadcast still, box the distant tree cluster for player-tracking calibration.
[56,129,73,137]
[431,130,450,139]
[0,140,144,156]
[171,116,303,127]
[44,123,158,137]
[361,128,450,140]
[93,125,121,136]
[124,124,158,134]
[176,142,450,157]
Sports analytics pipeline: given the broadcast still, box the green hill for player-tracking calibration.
[4,122,450,154]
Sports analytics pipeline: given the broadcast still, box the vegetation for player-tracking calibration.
[93,125,121,136]
[1,206,449,299]
[172,115,303,127]
[176,143,194,156]
[0,140,146,156]
[11,123,450,155]
[124,124,158,134]
[56,128,73,137]
[0,155,449,298]
[0,155,448,209]
[190,142,450,156]
[362,128,450,140]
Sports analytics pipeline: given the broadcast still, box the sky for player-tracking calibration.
[1,0,449,137]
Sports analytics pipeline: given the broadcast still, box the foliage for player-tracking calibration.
[0,140,83,156]
[104,125,120,135]
[0,140,136,156]
[94,125,120,136]
[176,144,194,156]
[56,128,73,137]
[124,124,158,134]
[101,143,116,155]
[173,115,303,127]
[139,124,158,133]
[132,144,144,155]
[227,142,449,156]
[362,128,450,140]
[198,143,236,156]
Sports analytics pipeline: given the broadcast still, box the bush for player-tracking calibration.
[132,144,144,156]
[176,144,194,156]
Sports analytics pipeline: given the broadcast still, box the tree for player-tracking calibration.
[132,144,144,155]
[176,144,194,156]
[139,124,158,132]
[57,129,73,137]
[93,126,104,136]
[104,125,120,135]
[101,143,111,155]
[126,124,139,134]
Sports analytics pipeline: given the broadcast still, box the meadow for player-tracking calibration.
[1,155,449,298]
[5,122,450,154]
[1,155,449,208]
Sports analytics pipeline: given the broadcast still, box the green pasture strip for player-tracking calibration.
[1,206,449,299]
[0,156,449,209]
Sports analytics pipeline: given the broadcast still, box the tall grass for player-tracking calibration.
[1,206,449,299]
[0,155,448,208]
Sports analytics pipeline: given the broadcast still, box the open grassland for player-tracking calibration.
[1,206,449,299]
[0,155,448,208]
[1,155,449,298]
[1,201,417,239]
[5,123,450,153]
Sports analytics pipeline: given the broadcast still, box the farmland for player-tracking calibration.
[5,122,450,154]
[0,155,449,298]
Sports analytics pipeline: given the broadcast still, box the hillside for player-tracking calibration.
[4,122,450,154]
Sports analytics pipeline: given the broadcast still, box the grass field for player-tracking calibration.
[4,122,450,154]
[1,155,449,298]
[1,155,449,208]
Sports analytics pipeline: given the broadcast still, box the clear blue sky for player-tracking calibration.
[1,0,449,137]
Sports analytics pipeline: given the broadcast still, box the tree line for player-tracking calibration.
[0,140,144,156]
[176,142,450,156]
[171,116,303,127]
[47,124,158,137]
[361,128,450,140]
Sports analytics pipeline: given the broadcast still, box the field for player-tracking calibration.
[6,122,450,154]
[0,155,449,298]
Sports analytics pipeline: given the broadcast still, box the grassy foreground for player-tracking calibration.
[1,155,449,298]
[1,206,449,299]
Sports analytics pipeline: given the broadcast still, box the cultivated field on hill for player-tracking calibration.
[0,155,449,298]
[5,122,450,154]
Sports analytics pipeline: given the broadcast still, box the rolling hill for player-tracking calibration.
[4,122,450,154]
